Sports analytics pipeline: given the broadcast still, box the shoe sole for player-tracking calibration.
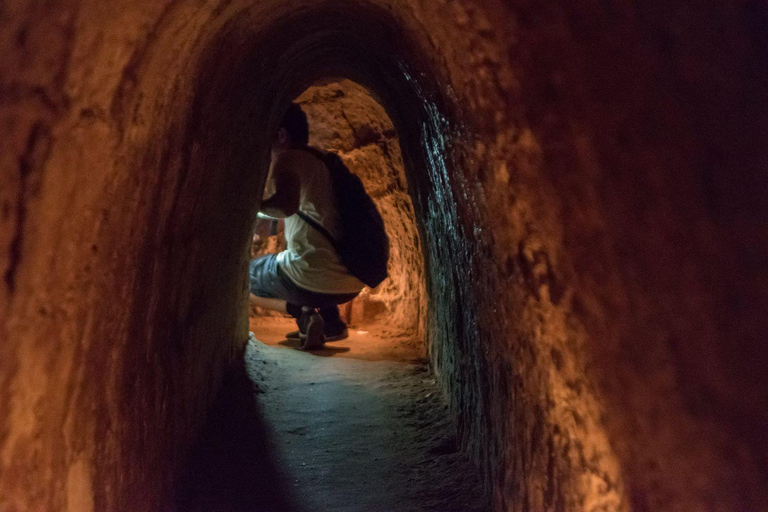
[288,330,348,342]
[324,330,349,342]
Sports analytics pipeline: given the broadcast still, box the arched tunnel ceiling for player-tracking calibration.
[2,0,768,511]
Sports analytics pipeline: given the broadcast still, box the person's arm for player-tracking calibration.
[260,153,301,218]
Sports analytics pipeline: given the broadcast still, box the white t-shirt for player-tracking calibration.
[274,149,365,294]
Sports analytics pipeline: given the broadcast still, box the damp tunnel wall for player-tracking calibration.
[2,1,768,512]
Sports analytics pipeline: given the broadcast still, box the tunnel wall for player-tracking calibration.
[2,1,767,511]
[0,3,262,511]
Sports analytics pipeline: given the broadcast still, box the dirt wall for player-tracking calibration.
[1,1,767,511]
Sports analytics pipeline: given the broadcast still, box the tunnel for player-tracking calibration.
[1,1,768,511]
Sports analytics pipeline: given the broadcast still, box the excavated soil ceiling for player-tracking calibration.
[2,1,767,511]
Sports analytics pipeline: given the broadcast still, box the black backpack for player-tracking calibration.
[296,147,390,288]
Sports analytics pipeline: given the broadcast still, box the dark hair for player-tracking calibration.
[279,102,309,146]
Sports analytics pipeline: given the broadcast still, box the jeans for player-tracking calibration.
[249,254,359,328]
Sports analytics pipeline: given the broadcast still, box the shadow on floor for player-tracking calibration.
[278,338,352,356]
[176,361,299,512]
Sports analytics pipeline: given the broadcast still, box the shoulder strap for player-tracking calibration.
[296,210,340,250]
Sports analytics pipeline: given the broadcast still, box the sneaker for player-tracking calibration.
[301,312,325,350]
[324,326,349,342]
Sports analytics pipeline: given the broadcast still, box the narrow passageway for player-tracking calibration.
[178,335,487,512]
[177,79,487,511]
[4,2,768,511]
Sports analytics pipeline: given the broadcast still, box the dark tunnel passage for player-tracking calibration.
[2,1,768,511]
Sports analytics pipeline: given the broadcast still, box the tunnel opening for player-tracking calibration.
[76,2,498,505]
[166,4,500,508]
[176,62,490,511]
[248,78,428,361]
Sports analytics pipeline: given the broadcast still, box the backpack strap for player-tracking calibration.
[296,210,340,252]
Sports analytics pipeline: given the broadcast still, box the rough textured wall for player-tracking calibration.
[1,1,767,511]
[0,3,261,511]
[251,79,427,338]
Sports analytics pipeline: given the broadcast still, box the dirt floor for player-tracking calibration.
[250,316,427,363]
[177,320,488,512]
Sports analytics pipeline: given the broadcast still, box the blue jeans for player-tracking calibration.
[249,254,358,327]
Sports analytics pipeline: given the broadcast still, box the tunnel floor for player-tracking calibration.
[251,317,426,362]
[177,331,487,512]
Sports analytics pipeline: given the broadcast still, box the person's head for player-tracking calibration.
[273,102,309,153]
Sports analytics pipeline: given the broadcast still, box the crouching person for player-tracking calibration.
[249,102,388,350]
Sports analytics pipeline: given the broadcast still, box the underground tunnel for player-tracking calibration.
[2,1,768,511]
